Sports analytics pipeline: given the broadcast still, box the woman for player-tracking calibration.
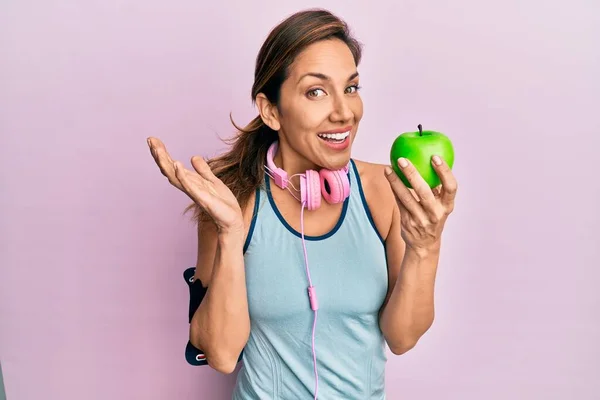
[147,8,457,400]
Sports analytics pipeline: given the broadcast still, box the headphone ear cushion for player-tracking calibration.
[320,169,350,204]
[302,169,322,211]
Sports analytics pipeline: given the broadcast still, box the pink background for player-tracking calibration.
[1,1,599,399]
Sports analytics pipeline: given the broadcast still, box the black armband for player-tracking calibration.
[186,268,207,323]
[182,267,244,366]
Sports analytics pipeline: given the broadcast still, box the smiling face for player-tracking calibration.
[257,38,363,173]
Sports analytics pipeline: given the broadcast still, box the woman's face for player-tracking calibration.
[264,38,363,172]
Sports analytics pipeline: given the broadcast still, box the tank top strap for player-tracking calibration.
[347,159,385,246]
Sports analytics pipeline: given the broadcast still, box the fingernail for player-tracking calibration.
[147,138,151,147]
[384,166,393,175]
[174,162,178,171]
[398,158,409,168]
[432,155,442,166]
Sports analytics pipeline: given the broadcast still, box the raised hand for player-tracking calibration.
[147,137,244,234]
[384,155,458,255]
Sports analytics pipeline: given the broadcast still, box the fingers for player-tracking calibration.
[191,156,216,183]
[147,137,183,190]
[174,161,217,208]
[384,166,427,222]
[430,155,458,210]
[395,197,411,232]
[395,157,437,211]
[147,138,224,207]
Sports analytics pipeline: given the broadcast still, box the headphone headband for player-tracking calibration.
[266,141,289,189]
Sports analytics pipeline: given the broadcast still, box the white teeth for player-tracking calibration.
[318,131,350,140]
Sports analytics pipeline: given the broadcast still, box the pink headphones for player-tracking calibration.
[264,141,351,210]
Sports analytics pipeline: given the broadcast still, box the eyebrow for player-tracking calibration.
[297,71,359,84]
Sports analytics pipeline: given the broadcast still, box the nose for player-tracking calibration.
[330,94,353,123]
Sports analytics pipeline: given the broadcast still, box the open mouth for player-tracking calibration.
[317,130,350,143]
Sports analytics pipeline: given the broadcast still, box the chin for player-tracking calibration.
[333,157,353,171]
[313,136,354,170]
[319,152,352,171]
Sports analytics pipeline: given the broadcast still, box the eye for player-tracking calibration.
[307,88,326,98]
[345,84,361,94]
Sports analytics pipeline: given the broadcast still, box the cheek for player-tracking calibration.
[351,97,364,120]
[278,105,322,148]
[296,103,329,131]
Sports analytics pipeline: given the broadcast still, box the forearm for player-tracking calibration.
[380,244,441,354]
[190,233,250,372]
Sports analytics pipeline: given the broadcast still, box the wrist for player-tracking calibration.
[406,241,441,260]
[217,230,245,250]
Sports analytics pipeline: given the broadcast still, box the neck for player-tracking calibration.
[273,140,319,182]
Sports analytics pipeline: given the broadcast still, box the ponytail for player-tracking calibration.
[185,115,278,223]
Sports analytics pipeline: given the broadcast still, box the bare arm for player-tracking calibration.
[353,159,456,355]
[190,220,250,374]
[146,137,252,374]
[379,205,439,354]
[379,155,457,354]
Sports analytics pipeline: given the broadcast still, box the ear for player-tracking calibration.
[256,93,281,131]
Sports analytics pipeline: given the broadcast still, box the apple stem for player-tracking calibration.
[418,124,423,136]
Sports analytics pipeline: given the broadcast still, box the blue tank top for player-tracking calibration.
[232,159,389,399]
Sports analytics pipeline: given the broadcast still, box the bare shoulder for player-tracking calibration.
[352,159,397,241]
[193,190,256,285]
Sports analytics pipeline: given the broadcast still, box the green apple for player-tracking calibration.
[390,124,455,189]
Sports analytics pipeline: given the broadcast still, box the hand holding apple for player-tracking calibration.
[385,125,458,255]
[389,124,455,189]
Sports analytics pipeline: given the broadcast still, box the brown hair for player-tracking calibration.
[186,8,362,223]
